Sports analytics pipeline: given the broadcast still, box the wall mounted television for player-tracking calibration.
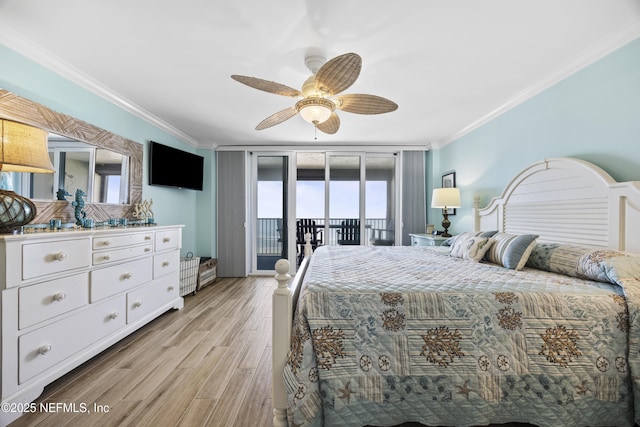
[149,141,204,191]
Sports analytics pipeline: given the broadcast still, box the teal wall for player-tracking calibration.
[427,37,640,235]
[0,45,214,257]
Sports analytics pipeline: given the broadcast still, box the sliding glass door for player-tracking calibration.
[366,155,396,246]
[296,152,398,248]
[253,155,289,272]
[329,155,362,245]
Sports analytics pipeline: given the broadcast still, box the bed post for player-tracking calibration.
[272,234,313,427]
[273,259,292,427]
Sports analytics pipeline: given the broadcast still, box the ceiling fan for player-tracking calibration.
[231,52,398,135]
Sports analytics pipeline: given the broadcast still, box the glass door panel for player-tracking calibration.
[366,156,396,246]
[255,155,288,271]
[329,155,361,246]
[296,153,325,262]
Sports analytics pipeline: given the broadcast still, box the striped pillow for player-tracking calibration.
[485,232,538,270]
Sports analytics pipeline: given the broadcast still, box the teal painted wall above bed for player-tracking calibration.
[428,37,640,235]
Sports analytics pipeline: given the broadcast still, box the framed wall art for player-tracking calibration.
[441,171,456,215]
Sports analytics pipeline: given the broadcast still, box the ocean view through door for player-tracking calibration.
[255,155,288,271]
[253,151,398,273]
[296,152,398,254]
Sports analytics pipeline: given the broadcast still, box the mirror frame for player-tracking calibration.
[0,89,142,223]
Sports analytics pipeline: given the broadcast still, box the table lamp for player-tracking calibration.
[0,119,55,232]
[431,187,461,237]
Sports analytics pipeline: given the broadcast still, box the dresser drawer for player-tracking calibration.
[19,273,89,330]
[127,277,179,324]
[93,244,153,266]
[155,229,180,252]
[22,238,91,281]
[93,232,153,251]
[18,295,126,384]
[153,251,179,278]
[90,258,153,303]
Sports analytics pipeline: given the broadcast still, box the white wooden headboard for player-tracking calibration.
[474,158,640,252]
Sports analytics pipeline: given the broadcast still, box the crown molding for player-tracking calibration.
[1,26,202,148]
[436,20,640,149]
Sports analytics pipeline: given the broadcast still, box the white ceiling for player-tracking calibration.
[1,0,639,150]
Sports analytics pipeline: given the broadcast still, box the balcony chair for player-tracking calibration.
[296,219,323,263]
[370,220,395,246]
[337,219,360,245]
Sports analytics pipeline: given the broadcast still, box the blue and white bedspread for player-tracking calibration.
[283,245,640,427]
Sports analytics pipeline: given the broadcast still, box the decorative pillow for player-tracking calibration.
[449,233,495,262]
[526,243,640,284]
[484,232,538,270]
[441,230,498,247]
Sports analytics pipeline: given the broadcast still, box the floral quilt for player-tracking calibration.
[283,245,640,427]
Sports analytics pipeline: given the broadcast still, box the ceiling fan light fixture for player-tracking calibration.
[295,97,335,125]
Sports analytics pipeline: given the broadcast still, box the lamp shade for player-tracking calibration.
[0,119,55,232]
[0,119,55,173]
[431,187,461,208]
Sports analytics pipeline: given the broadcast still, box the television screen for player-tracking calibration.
[149,141,204,191]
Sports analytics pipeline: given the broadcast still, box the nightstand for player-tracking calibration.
[409,233,448,247]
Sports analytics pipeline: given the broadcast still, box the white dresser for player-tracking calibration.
[0,225,184,425]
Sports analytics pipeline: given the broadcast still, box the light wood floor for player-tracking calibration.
[10,276,277,427]
[10,276,533,427]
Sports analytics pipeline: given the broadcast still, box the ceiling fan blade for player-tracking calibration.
[337,94,398,114]
[231,75,302,97]
[316,113,340,134]
[314,53,361,95]
[255,107,298,130]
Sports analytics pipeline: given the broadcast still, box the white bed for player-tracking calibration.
[272,157,640,426]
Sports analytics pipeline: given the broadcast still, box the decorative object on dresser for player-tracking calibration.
[133,198,155,223]
[0,225,184,426]
[0,119,55,232]
[431,187,461,237]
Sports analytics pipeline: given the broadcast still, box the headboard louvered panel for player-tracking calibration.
[475,158,640,252]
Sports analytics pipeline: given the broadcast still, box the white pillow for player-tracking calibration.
[449,233,495,262]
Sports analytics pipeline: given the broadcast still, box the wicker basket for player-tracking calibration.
[180,253,200,296]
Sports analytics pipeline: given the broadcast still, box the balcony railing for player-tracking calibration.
[256,218,394,255]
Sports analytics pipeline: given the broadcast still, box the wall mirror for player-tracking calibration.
[21,135,130,204]
[0,89,142,223]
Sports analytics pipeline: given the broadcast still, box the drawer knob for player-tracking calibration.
[108,312,119,320]
[145,235,152,241]
[103,240,112,246]
[168,286,175,292]
[103,254,111,261]
[163,237,171,243]
[144,247,151,252]
[52,292,67,302]
[38,344,52,355]
[54,252,67,261]
[162,261,170,267]
[123,272,132,280]
[133,301,142,308]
